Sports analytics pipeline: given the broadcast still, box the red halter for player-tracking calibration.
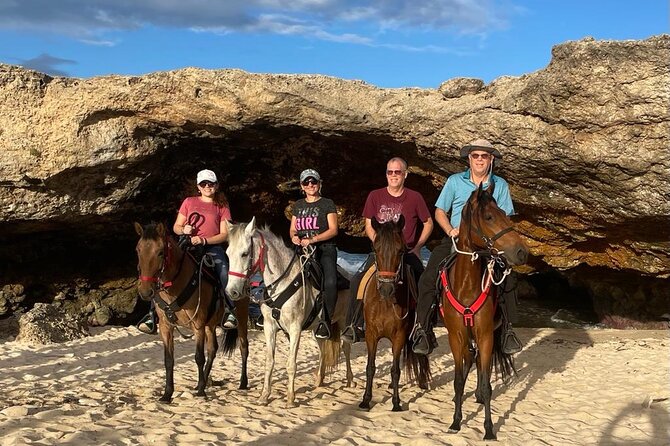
[138,236,174,289]
[228,233,266,279]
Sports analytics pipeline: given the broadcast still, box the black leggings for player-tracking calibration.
[316,243,338,322]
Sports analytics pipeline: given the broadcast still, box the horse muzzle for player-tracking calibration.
[507,245,529,266]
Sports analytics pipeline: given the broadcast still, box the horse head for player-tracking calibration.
[372,215,406,300]
[135,222,168,301]
[225,217,258,301]
[462,182,528,266]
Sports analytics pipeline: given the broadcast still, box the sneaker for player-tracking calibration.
[412,327,436,355]
[223,313,238,330]
[314,321,331,340]
[137,313,157,335]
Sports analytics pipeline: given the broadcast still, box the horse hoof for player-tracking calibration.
[159,396,172,404]
[484,433,497,441]
[285,401,298,409]
[196,391,207,398]
[258,396,269,406]
[358,402,370,410]
[392,405,403,412]
[448,428,460,434]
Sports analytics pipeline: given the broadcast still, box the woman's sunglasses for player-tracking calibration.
[198,181,217,187]
[301,178,319,186]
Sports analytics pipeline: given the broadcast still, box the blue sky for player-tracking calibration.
[0,1,666,88]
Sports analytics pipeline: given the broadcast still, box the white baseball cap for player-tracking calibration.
[196,169,217,184]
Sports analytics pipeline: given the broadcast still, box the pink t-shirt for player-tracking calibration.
[362,187,431,248]
[178,197,232,238]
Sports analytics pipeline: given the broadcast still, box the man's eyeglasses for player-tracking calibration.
[198,181,217,187]
[301,178,319,186]
[386,170,405,176]
[469,153,492,160]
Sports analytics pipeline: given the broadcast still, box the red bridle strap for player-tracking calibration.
[440,268,492,327]
[229,233,267,279]
[139,276,158,282]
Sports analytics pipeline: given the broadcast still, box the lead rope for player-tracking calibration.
[451,235,481,262]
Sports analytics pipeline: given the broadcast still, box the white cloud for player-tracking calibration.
[0,0,511,49]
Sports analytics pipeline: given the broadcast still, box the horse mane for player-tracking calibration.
[374,220,403,260]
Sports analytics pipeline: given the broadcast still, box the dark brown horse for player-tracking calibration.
[359,216,431,411]
[135,222,249,403]
[441,183,528,440]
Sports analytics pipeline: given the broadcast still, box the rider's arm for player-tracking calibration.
[411,217,433,255]
[311,212,338,243]
[364,218,376,243]
[290,216,302,245]
[173,213,189,234]
[202,219,228,245]
[435,208,458,237]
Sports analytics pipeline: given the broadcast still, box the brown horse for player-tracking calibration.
[441,183,528,440]
[359,216,431,411]
[135,222,249,403]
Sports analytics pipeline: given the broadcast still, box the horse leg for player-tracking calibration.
[359,335,379,410]
[391,334,405,412]
[315,338,326,388]
[343,339,354,388]
[286,325,302,408]
[478,337,496,440]
[202,325,218,389]
[448,334,466,433]
[238,297,250,390]
[259,322,278,406]
[159,321,175,403]
[194,328,207,397]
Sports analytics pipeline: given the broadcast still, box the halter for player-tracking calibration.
[138,235,176,290]
[375,252,404,288]
[228,232,267,280]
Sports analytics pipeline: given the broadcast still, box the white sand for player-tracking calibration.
[0,326,668,445]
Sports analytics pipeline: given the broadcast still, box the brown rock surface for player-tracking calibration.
[0,35,668,323]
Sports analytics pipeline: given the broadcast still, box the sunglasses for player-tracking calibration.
[301,178,319,186]
[198,181,217,187]
[386,169,405,176]
[469,153,492,160]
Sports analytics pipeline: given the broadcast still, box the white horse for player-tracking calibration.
[225,218,353,407]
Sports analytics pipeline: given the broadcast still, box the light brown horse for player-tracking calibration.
[135,222,249,403]
[441,183,528,440]
[359,215,431,411]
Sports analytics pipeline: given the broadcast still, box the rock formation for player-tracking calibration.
[0,35,668,326]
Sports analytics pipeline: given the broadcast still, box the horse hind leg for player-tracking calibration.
[202,325,219,389]
[159,321,175,403]
[194,329,208,397]
[343,339,354,388]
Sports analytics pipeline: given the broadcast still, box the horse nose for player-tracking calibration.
[379,283,395,300]
[228,289,240,300]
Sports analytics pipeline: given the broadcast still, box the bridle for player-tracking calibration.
[138,235,175,294]
[228,232,267,280]
[375,252,404,289]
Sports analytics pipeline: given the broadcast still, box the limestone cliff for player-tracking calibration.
[0,35,668,324]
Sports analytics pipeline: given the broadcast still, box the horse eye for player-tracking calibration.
[485,213,493,221]
[241,251,248,258]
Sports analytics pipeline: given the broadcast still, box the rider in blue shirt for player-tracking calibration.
[412,139,522,356]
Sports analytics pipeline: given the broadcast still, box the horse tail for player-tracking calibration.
[492,324,516,384]
[322,323,341,372]
[221,325,239,357]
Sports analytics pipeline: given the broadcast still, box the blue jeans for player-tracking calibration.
[205,244,229,292]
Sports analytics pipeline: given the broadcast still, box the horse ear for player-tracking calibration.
[371,217,381,232]
[134,222,143,236]
[245,217,256,236]
[486,179,495,196]
[477,182,485,200]
[156,223,166,237]
[396,214,405,231]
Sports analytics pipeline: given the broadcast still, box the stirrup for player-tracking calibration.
[412,327,433,355]
[342,325,364,343]
[502,324,523,355]
[137,312,157,335]
[314,321,331,340]
[223,313,238,330]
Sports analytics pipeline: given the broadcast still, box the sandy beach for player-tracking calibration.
[0,325,668,445]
